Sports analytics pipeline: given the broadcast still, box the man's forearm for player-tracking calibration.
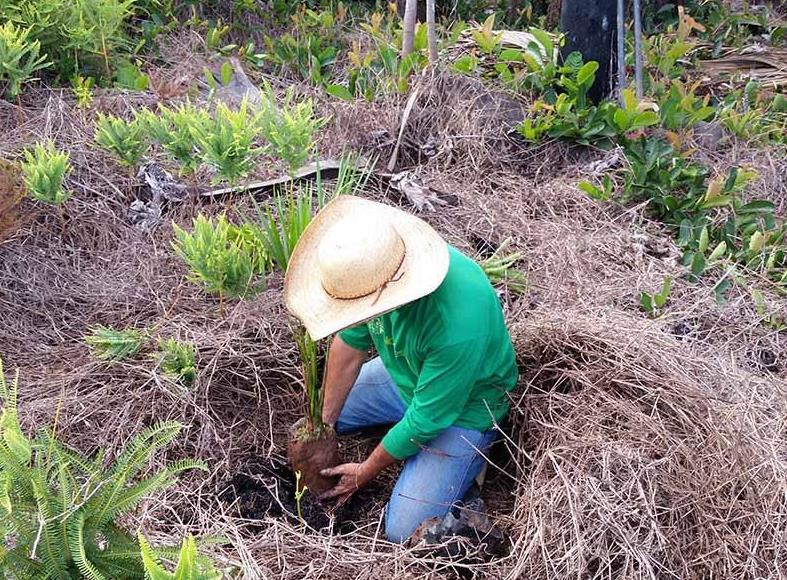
[322,336,367,426]
[361,443,397,478]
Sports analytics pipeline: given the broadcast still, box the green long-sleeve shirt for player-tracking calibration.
[338,246,518,459]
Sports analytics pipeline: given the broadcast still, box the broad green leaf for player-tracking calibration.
[325,84,353,100]
[220,62,233,86]
[576,61,599,88]
[708,241,727,261]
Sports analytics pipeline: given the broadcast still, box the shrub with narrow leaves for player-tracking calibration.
[0,357,208,579]
[259,82,324,174]
[172,214,266,305]
[157,338,197,386]
[85,324,144,361]
[0,21,50,99]
[20,140,71,205]
[94,113,148,167]
[138,103,208,173]
[190,97,262,183]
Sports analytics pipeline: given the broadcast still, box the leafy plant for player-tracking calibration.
[295,326,323,436]
[71,75,94,108]
[85,324,145,361]
[172,214,266,308]
[254,185,316,272]
[190,98,262,184]
[639,276,673,318]
[752,289,786,331]
[139,533,221,579]
[0,21,49,99]
[472,14,503,55]
[94,113,148,167]
[259,83,324,174]
[139,103,208,173]
[657,80,715,130]
[578,175,614,201]
[0,357,207,578]
[21,140,71,205]
[156,338,197,387]
[480,239,527,294]
[293,470,307,523]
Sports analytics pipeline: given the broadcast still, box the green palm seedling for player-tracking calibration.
[259,82,324,175]
[254,184,316,272]
[94,112,148,168]
[0,357,208,579]
[480,238,528,295]
[190,97,262,184]
[21,140,71,205]
[85,324,145,361]
[172,213,266,311]
[156,338,197,387]
[0,21,50,99]
[139,533,221,580]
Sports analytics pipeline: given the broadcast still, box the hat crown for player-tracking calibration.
[318,216,405,300]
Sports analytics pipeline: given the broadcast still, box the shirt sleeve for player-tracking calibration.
[338,324,372,351]
[381,339,484,459]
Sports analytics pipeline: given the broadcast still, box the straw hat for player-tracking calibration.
[284,196,449,340]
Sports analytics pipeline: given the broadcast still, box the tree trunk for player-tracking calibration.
[396,0,426,22]
[426,0,437,63]
[402,0,418,58]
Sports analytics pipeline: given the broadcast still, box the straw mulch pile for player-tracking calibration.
[0,57,786,579]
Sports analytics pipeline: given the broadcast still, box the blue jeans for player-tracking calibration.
[336,357,497,543]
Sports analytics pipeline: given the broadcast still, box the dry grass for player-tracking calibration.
[0,37,786,579]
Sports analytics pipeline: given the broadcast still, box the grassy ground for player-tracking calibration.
[1,3,786,578]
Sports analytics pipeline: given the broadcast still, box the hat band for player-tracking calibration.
[322,246,407,301]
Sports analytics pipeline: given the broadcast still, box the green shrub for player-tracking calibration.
[0,357,207,578]
[139,103,208,173]
[259,82,324,174]
[20,140,71,205]
[94,113,148,167]
[172,214,266,307]
[139,533,221,580]
[0,21,49,99]
[0,0,140,81]
[85,324,144,361]
[190,98,262,184]
[156,339,197,387]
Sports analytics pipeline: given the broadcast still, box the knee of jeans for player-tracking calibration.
[384,501,420,544]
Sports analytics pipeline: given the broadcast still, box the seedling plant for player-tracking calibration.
[156,338,198,387]
[480,238,528,295]
[85,324,145,361]
[139,533,221,579]
[639,276,673,318]
[20,140,71,207]
[0,21,49,99]
[94,113,149,168]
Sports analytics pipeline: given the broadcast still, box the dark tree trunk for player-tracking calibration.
[559,0,618,103]
[396,0,426,22]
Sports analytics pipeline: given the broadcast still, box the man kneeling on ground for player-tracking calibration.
[284,195,518,543]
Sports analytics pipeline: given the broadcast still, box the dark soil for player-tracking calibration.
[218,456,379,532]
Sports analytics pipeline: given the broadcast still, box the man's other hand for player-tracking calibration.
[319,462,374,504]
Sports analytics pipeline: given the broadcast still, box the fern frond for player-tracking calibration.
[0,359,32,464]
[139,530,171,579]
[30,472,70,576]
[68,510,107,580]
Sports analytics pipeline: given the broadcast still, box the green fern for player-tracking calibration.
[21,140,71,205]
[85,325,144,361]
[172,214,266,307]
[94,113,148,167]
[139,533,221,580]
[157,339,197,387]
[0,357,209,578]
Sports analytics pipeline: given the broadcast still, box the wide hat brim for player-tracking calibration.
[284,196,449,340]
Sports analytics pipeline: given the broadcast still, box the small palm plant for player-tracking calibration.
[0,358,208,578]
[21,140,71,205]
[254,184,316,272]
[259,82,324,175]
[156,338,198,387]
[85,324,145,361]
[139,533,221,579]
[0,21,50,99]
[190,97,262,184]
[172,214,266,311]
[94,113,148,168]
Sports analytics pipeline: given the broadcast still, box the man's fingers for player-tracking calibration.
[321,464,356,477]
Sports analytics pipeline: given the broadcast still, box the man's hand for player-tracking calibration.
[319,443,397,505]
[320,461,374,504]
